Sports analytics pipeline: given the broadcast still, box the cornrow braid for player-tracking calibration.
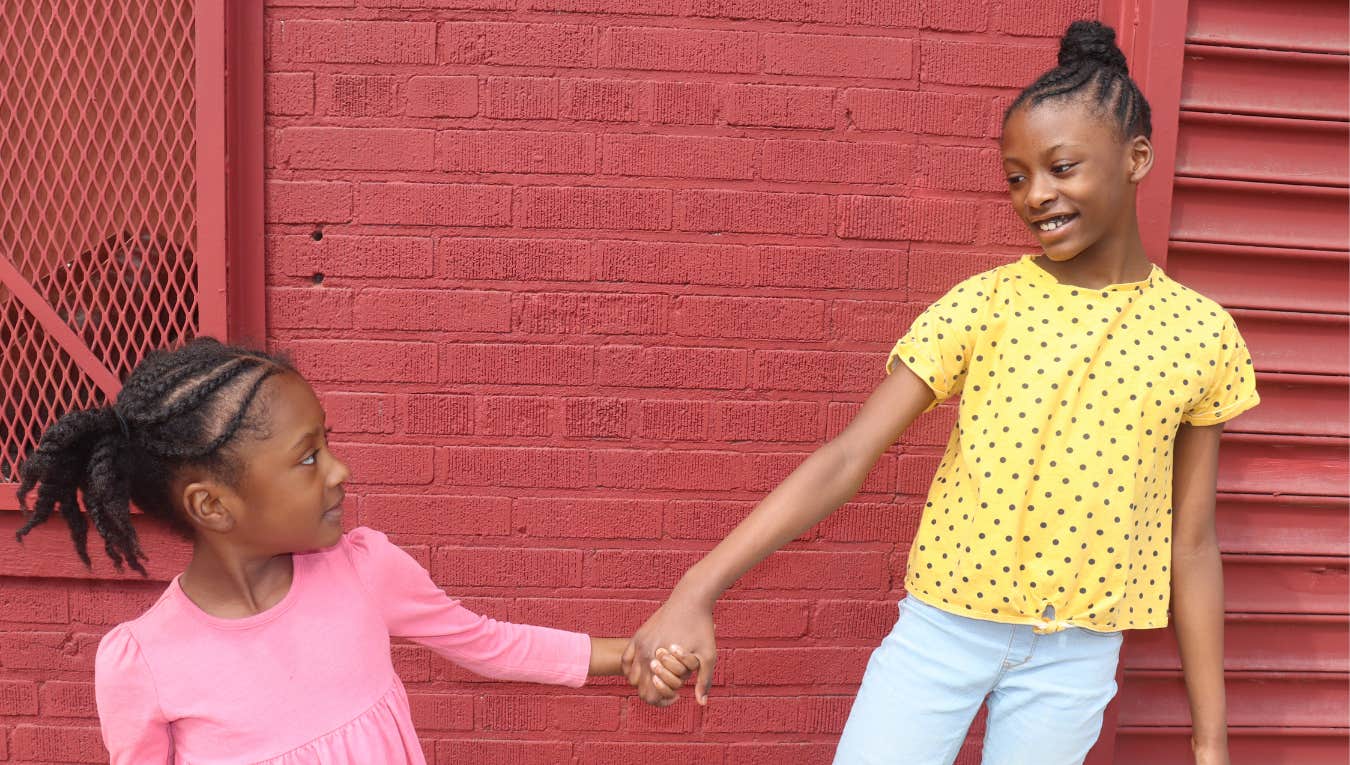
[16,338,293,574]
[1004,20,1153,140]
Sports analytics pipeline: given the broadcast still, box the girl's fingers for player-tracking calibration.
[667,645,701,672]
[650,656,686,690]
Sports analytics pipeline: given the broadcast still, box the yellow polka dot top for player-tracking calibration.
[888,255,1259,633]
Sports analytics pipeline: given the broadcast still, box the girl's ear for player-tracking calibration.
[1127,135,1154,184]
[182,480,235,533]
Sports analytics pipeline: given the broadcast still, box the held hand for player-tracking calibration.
[622,594,717,706]
[628,647,700,707]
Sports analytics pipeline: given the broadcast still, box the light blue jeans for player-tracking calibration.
[834,596,1123,765]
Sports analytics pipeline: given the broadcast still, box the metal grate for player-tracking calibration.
[0,0,199,481]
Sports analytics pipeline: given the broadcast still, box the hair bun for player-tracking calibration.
[1058,20,1128,72]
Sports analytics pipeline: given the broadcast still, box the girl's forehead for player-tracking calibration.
[1001,101,1117,155]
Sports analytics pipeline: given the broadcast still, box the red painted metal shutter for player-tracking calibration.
[1111,1,1350,762]
[0,2,262,514]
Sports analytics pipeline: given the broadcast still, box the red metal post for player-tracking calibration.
[226,0,267,345]
[195,0,228,340]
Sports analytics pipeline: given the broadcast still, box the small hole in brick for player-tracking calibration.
[311,229,323,241]
[312,273,325,285]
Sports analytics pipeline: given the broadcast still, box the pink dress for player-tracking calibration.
[94,527,591,764]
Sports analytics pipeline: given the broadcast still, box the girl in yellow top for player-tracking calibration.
[624,20,1257,765]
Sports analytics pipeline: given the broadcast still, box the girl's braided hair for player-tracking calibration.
[16,338,293,574]
[1005,19,1153,140]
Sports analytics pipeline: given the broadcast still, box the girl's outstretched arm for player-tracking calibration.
[624,364,936,705]
[1169,422,1230,765]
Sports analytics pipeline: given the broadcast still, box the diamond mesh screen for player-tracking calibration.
[0,0,199,482]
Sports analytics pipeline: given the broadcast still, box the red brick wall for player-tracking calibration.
[0,1,1101,762]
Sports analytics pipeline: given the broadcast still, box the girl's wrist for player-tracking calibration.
[672,564,723,611]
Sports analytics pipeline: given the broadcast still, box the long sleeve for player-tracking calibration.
[95,626,172,764]
[344,527,591,687]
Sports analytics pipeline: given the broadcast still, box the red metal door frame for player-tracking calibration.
[0,0,263,511]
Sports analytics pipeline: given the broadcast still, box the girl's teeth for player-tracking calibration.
[1038,217,1071,231]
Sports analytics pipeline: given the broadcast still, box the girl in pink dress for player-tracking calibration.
[16,338,696,764]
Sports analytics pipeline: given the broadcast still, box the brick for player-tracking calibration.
[282,20,436,64]
[916,144,1004,192]
[919,39,1056,88]
[439,237,591,282]
[922,0,990,31]
[529,0,677,13]
[439,130,594,175]
[594,240,753,287]
[592,449,744,490]
[560,79,640,122]
[638,399,710,441]
[406,76,478,118]
[516,186,672,230]
[334,443,435,485]
[480,694,550,731]
[838,195,980,243]
[286,340,438,383]
[68,583,160,625]
[844,0,922,26]
[0,681,38,715]
[515,497,663,539]
[603,134,757,180]
[12,724,105,763]
[433,547,582,588]
[726,84,835,129]
[732,647,872,685]
[476,395,552,436]
[265,181,352,223]
[443,447,592,488]
[562,397,631,439]
[602,27,758,73]
[0,581,68,623]
[392,644,430,681]
[271,234,434,279]
[650,81,723,124]
[899,400,958,447]
[673,296,826,340]
[996,0,1097,37]
[360,494,511,536]
[353,288,511,332]
[716,599,810,638]
[405,394,474,436]
[761,140,910,184]
[811,599,899,640]
[440,344,594,386]
[728,742,837,765]
[550,695,621,731]
[897,453,942,494]
[321,392,395,435]
[907,249,1013,297]
[514,292,668,335]
[677,189,832,235]
[818,500,920,543]
[757,245,904,289]
[440,22,596,68]
[265,72,314,115]
[322,74,400,117]
[441,740,573,765]
[713,400,821,442]
[408,693,474,731]
[704,696,850,734]
[689,0,839,23]
[597,346,747,389]
[577,743,726,763]
[830,299,915,343]
[482,76,558,119]
[267,286,353,330]
[845,88,989,136]
[369,0,512,7]
[38,681,96,718]
[765,33,913,79]
[627,697,698,732]
[753,350,880,392]
[513,597,655,634]
[584,550,703,588]
[665,499,755,540]
[735,550,888,591]
[0,632,100,671]
[354,182,512,227]
[980,199,1038,247]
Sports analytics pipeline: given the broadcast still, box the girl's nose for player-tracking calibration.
[1027,176,1057,208]
[328,456,351,487]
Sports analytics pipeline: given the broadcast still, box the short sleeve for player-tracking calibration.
[1183,313,1260,426]
[344,527,591,687]
[95,626,172,764]
[886,271,993,411]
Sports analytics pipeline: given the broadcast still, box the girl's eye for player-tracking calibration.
[1006,175,1025,186]
[1052,162,1075,173]
[301,451,318,466]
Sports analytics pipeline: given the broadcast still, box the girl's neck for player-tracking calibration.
[179,539,295,619]
[1036,223,1152,290]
